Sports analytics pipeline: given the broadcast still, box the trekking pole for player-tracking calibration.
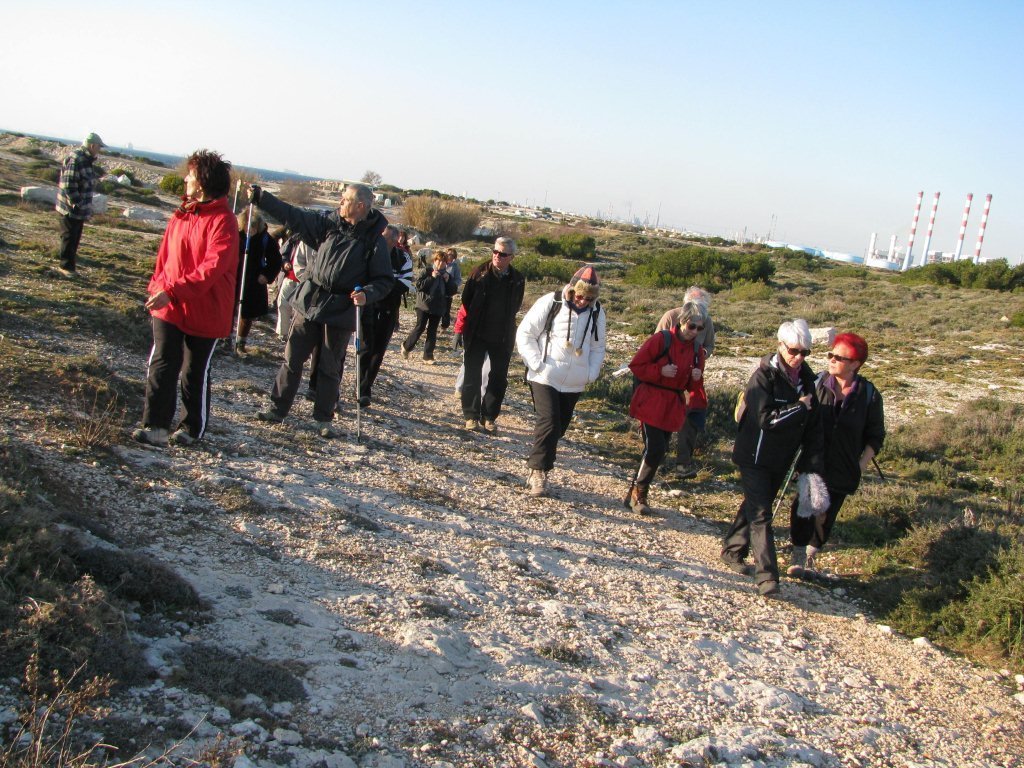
[772,446,803,519]
[354,284,363,443]
[872,456,887,483]
[231,179,241,214]
[233,201,254,355]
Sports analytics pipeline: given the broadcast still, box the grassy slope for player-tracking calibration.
[2,136,1024,687]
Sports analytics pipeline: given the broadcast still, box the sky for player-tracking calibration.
[3,0,1022,264]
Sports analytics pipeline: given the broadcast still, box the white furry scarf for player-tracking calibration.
[797,473,830,518]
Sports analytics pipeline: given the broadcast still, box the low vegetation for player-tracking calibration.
[898,258,1024,291]
[624,245,775,291]
[403,195,481,242]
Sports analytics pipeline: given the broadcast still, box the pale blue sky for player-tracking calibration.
[3,0,1022,263]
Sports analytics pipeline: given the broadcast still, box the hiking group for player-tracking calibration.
[88,144,885,601]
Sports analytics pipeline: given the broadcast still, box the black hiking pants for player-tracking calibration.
[142,317,218,438]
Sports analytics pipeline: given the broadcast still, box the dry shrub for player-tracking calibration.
[277,180,314,206]
[67,393,125,451]
[403,196,481,242]
[173,644,308,709]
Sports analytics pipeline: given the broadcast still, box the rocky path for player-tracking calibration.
[5,308,1021,768]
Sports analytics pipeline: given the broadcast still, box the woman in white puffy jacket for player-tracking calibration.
[516,265,606,497]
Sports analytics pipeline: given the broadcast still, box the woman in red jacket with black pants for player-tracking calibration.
[625,301,708,515]
[132,150,239,447]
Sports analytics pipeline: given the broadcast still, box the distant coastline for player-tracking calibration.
[0,127,324,184]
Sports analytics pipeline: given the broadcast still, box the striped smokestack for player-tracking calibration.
[953,193,973,261]
[973,194,992,263]
[903,191,924,270]
[919,192,941,267]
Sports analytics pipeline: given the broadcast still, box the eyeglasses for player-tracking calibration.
[827,351,857,363]
[785,347,811,357]
[574,294,596,303]
[492,250,512,258]
[686,323,705,331]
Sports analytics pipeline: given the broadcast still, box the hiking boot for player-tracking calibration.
[786,546,806,578]
[675,462,698,479]
[235,340,247,356]
[57,266,78,279]
[464,418,479,431]
[358,395,371,408]
[132,426,168,447]
[423,357,435,365]
[482,419,497,434]
[400,346,410,359]
[628,483,652,515]
[257,409,285,423]
[803,548,819,580]
[317,421,337,439]
[168,429,196,447]
[304,389,316,402]
[720,553,754,576]
[526,469,547,497]
[758,580,781,598]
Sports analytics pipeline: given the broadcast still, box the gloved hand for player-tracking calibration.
[453,333,463,351]
[248,184,262,204]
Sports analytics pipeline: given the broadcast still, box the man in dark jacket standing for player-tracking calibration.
[459,237,525,434]
[250,182,393,438]
[55,132,105,277]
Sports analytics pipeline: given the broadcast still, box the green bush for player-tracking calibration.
[159,173,185,196]
[512,254,579,283]
[727,280,773,302]
[1011,311,1024,328]
[625,246,774,292]
[109,167,139,186]
[519,233,597,260]
[898,258,1024,292]
[403,196,481,242]
[953,543,1024,662]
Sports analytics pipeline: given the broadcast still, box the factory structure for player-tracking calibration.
[763,192,994,272]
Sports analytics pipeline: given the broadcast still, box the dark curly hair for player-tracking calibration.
[186,149,231,199]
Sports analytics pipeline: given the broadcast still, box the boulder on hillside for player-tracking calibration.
[20,186,108,215]
[123,206,167,222]
[20,185,57,204]
[810,326,836,346]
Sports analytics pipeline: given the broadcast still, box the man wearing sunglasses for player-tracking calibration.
[722,318,824,597]
[458,237,526,433]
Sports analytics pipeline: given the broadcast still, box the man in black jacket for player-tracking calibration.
[459,237,526,434]
[249,183,393,438]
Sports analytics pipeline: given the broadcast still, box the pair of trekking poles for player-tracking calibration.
[233,182,365,442]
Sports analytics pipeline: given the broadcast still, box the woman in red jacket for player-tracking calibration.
[625,301,708,514]
[132,150,239,447]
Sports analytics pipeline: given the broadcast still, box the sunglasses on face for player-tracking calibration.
[785,346,811,357]
[827,351,857,363]
[686,323,705,331]
[492,250,512,258]
[574,294,595,303]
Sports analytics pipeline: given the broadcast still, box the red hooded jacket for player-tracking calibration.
[148,197,240,338]
[628,326,704,432]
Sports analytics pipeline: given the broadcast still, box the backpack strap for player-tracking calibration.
[541,296,563,360]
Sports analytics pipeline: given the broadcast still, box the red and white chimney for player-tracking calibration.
[954,193,973,261]
[903,191,924,270]
[973,194,992,263]
[919,192,941,266]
